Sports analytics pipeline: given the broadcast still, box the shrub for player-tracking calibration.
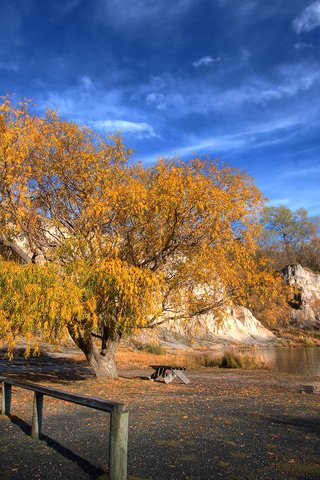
[198,350,269,369]
[199,355,222,368]
[138,342,167,355]
[220,352,246,369]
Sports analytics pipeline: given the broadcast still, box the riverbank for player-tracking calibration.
[0,354,319,479]
[273,327,320,347]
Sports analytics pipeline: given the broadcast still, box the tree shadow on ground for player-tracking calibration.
[266,415,320,434]
[8,415,107,479]
[0,353,95,384]
[118,373,150,381]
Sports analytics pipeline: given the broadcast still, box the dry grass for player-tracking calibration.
[198,351,269,369]
[116,350,201,369]
[276,327,320,347]
[115,349,269,370]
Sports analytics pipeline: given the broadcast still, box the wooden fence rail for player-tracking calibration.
[0,377,128,480]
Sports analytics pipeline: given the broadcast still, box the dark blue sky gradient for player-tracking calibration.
[1,0,319,214]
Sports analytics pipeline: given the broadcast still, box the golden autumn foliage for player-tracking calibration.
[0,97,285,376]
[0,259,163,359]
[0,261,82,357]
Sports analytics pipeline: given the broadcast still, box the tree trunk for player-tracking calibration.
[68,328,120,378]
[86,339,119,378]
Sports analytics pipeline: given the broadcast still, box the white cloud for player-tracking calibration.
[42,87,127,121]
[37,85,157,139]
[92,120,157,138]
[142,63,320,114]
[293,1,320,33]
[192,56,221,68]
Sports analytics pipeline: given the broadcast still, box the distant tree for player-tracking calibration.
[298,237,320,272]
[261,205,318,268]
[0,97,284,377]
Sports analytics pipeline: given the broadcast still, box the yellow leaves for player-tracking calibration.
[67,259,164,338]
[0,95,284,350]
[0,260,85,353]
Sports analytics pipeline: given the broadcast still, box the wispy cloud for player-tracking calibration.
[95,0,196,31]
[141,63,320,115]
[79,75,94,90]
[283,165,320,177]
[294,42,314,49]
[92,120,157,138]
[293,1,320,33]
[41,83,127,121]
[51,0,83,14]
[142,117,305,162]
[0,61,18,72]
[192,56,221,68]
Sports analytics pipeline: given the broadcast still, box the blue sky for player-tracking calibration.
[1,0,320,215]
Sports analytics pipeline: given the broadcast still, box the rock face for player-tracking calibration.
[135,306,275,349]
[282,264,320,329]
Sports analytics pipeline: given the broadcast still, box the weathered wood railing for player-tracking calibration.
[0,377,128,480]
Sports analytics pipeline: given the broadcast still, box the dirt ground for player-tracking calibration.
[0,353,319,480]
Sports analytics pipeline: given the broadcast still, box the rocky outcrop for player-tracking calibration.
[135,305,275,350]
[282,264,320,329]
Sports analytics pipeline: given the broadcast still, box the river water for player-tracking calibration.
[254,346,320,376]
[208,346,320,376]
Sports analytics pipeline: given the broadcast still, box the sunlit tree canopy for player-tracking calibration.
[0,97,283,376]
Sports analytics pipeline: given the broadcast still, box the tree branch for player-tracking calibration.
[0,238,32,264]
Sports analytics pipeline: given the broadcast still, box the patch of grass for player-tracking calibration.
[197,351,269,369]
[277,327,320,347]
[116,347,269,370]
[220,352,246,369]
[116,348,203,369]
[199,355,222,368]
[137,342,167,355]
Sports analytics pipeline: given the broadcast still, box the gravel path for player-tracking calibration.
[0,355,319,479]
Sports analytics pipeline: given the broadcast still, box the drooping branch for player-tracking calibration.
[0,238,32,264]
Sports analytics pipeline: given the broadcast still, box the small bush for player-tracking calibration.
[198,350,269,369]
[199,355,222,368]
[303,337,317,347]
[220,352,246,369]
[138,342,167,355]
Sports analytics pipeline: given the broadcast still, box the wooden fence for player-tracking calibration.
[0,377,128,480]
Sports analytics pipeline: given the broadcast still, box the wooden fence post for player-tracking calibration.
[31,392,44,440]
[109,410,129,480]
[1,382,12,416]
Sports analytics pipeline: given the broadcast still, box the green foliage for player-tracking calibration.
[262,206,316,245]
[261,205,319,269]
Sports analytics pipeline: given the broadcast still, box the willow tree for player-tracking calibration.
[0,97,281,377]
